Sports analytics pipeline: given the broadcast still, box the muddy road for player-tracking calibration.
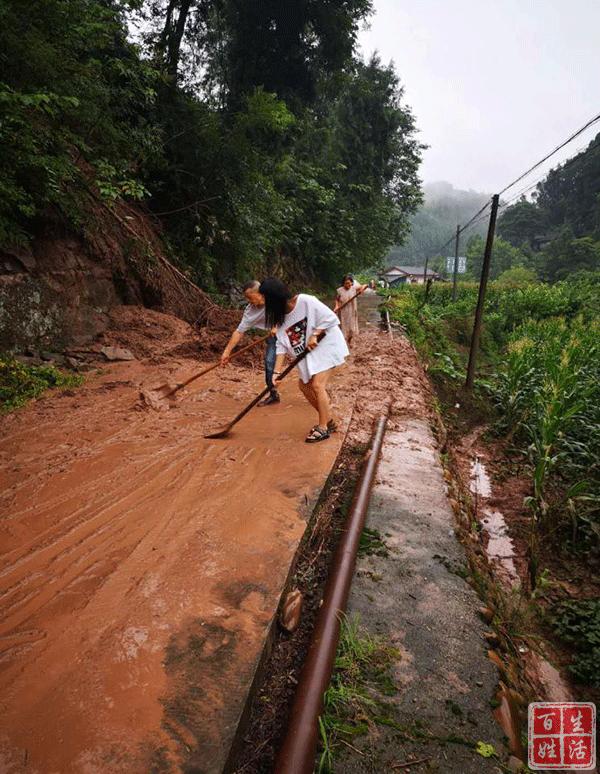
[0,301,430,773]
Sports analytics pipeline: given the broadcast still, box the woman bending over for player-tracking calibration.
[259,278,349,443]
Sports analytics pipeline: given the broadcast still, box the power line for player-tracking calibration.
[497,111,600,196]
[459,199,491,233]
[426,111,600,259]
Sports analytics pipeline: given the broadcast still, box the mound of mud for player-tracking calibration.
[98,306,196,360]
[97,304,265,368]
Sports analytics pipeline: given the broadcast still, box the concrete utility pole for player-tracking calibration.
[451,224,460,301]
[465,194,500,390]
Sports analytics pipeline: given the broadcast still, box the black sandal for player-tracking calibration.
[309,420,337,433]
[305,425,330,443]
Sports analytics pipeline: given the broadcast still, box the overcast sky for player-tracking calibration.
[358,0,600,193]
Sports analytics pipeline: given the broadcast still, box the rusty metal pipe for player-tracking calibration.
[275,413,389,774]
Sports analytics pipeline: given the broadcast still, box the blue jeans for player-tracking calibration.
[264,335,278,394]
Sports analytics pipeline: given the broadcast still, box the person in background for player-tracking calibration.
[221,280,279,406]
[260,277,349,443]
[334,274,367,345]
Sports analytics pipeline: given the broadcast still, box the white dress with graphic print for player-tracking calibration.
[275,294,349,383]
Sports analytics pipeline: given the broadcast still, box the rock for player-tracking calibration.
[66,357,82,370]
[101,346,136,362]
[280,589,303,633]
[41,351,65,365]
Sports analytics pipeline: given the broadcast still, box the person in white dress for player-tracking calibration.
[334,274,367,345]
[259,277,349,443]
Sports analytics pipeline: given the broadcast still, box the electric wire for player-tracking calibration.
[497,111,600,197]
[426,113,600,259]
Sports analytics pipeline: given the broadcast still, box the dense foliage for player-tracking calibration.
[496,133,600,282]
[552,599,600,686]
[385,274,600,571]
[0,0,423,290]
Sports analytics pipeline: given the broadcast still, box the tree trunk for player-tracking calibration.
[159,0,192,83]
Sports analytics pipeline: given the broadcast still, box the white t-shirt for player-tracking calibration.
[236,303,267,333]
[275,294,349,383]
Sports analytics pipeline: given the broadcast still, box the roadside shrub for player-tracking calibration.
[0,354,83,411]
[552,599,600,686]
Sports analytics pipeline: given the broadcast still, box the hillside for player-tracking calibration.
[386,181,490,267]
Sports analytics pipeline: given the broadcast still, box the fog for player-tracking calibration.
[358,0,600,193]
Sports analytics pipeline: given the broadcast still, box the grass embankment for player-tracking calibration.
[0,354,83,412]
[383,274,600,688]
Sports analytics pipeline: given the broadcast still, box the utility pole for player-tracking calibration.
[465,194,500,390]
[451,224,460,301]
[423,256,429,284]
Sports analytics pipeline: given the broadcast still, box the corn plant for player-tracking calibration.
[493,317,600,586]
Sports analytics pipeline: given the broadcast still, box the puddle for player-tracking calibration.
[469,456,492,498]
[481,509,519,586]
[469,457,519,587]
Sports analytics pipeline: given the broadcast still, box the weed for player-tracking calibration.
[551,599,600,686]
[317,615,399,772]
[0,354,83,412]
[358,527,389,557]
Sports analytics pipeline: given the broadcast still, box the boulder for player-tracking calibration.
[100,346,136,362]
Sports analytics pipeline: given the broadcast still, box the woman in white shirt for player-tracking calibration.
[220,280,279,406]
[259,277,349,443]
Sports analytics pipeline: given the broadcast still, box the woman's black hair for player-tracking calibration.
[342,274,354,283]
[259,277,292,327]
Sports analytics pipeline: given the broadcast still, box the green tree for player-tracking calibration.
[536,133,600,239]
[466,235,529,281]
[495,266,538,286]
[497,197,547,250]
[541,233,600,282]
[0,0,161,245]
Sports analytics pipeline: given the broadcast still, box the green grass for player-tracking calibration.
[0,354,83,412]
[317,615,399,772]
[358,527,389,557]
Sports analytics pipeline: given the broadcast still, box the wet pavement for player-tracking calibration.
[336,419,507,772]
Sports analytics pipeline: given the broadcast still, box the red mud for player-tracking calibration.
[95,305,263,369]
[0,305,430,773]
